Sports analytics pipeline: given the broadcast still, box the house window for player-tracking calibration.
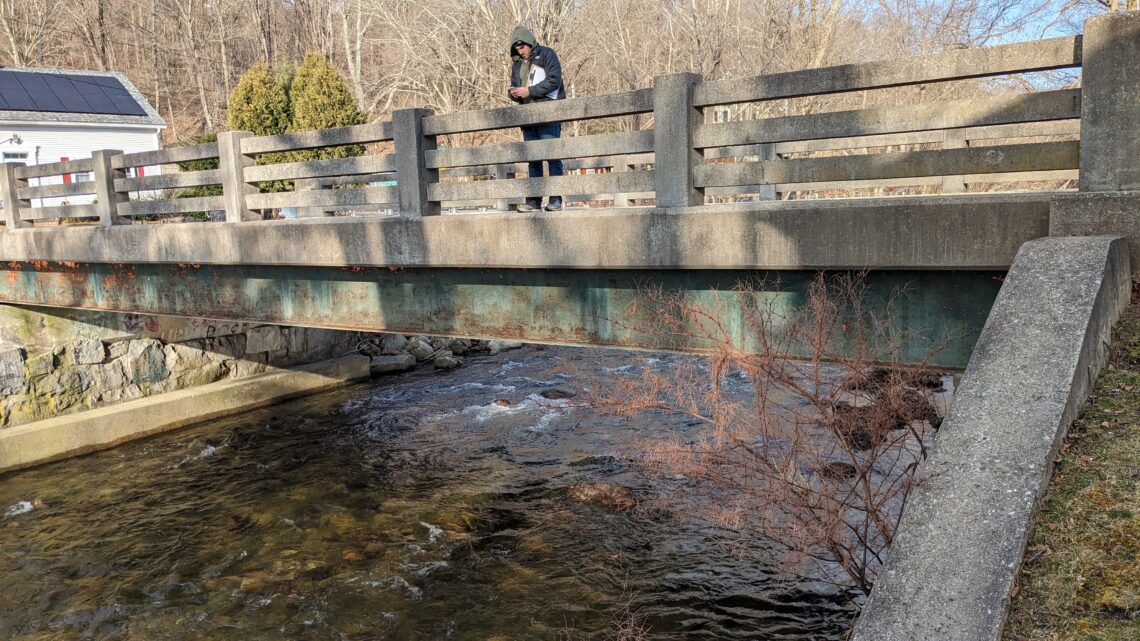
[72,171,94,183]
[2,152,28,162]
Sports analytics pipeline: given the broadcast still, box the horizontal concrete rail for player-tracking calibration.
[429,171,655,202]
[756,170,1079,195]
[0,194,1051,269]
[696,141,1079,187]
[17,180,97,201]
[20,204,98,221]
[247,186,396,210]
[693,35,1081,106]
[694,90,1081,149]
[112,141,219,168]
[423,89,654,135]
[116,169,222,192]
[119,195,224,218]
[240,122,392,155]
[434,119,1078,184]
[14,157,93,180]
[427,130,654,168]
[643,120,1079,162]
[243,154,396,183]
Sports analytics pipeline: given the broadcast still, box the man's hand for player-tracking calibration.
[510,86,531,99]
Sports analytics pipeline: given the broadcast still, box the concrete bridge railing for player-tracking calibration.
[7,13,1137,228]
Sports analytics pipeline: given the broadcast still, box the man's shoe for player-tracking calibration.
[516,201,540,212]
[543,199,563,212]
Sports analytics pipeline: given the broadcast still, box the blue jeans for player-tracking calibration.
[521,122,563,205]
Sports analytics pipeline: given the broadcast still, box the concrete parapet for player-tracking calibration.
[0,354,369,473]
[0,193,1053,270]
[1051,190,1140,279]
[851,235,1131,641]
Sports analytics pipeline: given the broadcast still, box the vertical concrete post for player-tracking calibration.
[91,150,127,226]
[941,129,968,194]
[611,155,631,207]
[393,108,439,217]
[1079,12,1140,192]
[494,163,512,211]
[217,130,256,222]
[0,162,30,229]
[653,72,704,208]
[295,178,330,218]
[755,144,778,201]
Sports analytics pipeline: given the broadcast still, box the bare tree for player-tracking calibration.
[0,0,1104,145]
[585,274,946,594]
[0,0,69,66]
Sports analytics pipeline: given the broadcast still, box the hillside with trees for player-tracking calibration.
[0,1,1130,143]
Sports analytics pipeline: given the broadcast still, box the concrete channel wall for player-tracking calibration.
[851,235,1132,641]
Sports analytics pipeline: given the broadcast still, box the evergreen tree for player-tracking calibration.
[226,63,290,136]
[289,53,366,159]
[227,64,292,192]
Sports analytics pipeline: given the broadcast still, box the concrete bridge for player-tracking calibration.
[0,15,1136,370]
[0,11,1138,641]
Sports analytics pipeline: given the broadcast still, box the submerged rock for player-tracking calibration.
[433,352,462,370]
[370,353,416,375]
[821,461,858,480]
[406,338,435,362]
[539,388,575,400]
[487,340,523,355]
[380,333,408,355]
[446,338,473,355]
[566,483,637,512]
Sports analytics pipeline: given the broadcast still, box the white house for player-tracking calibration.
[0,67,166,205]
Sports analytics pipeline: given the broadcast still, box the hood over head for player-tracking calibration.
[508,25,538,58]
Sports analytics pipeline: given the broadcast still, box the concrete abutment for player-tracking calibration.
[852,236,1132,641]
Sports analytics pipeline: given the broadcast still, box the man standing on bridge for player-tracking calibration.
[508,25,565,212]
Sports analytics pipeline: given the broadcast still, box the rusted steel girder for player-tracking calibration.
[0,261,1001,367]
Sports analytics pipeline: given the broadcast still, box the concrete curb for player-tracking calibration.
[0,354,370,474]
[851,236,1131,641]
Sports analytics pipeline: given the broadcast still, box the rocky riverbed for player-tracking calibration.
[0,345,861,640]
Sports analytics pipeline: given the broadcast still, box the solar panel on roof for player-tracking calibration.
[0,73,33,110]
[0,70,148,117]
[17,74,66,113]
[90,75,146,116]
[80,79,118,114]
[44,74,94,113]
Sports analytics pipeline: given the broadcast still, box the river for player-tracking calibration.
[0,346,858,640]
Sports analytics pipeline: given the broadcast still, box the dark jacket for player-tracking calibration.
[507,25,564,104]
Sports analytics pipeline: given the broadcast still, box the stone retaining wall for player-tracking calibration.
[0,321,373,429]
[0,304,520,431]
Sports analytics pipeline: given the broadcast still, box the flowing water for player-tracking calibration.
[0,346,859,640]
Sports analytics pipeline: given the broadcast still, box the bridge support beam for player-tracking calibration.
[0,262,1001,369]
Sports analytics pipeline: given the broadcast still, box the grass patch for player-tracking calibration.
[1003,303,1140,641]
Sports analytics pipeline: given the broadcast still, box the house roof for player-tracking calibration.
[0,68,165,128]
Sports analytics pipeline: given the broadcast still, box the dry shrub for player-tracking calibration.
[586,272,945,596]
